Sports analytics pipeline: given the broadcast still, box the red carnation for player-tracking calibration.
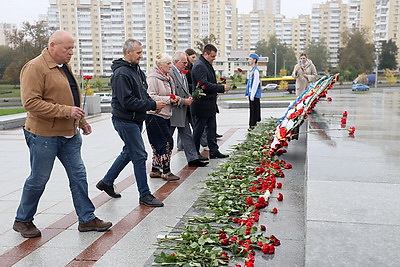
[257,196,266,204]
[271,207,278,214]
[327,97,332,101]
[237,68,243,72]
[277,182,282,188]
[341,117,347,124]
[220,252,229,259]
[181,69,189,75]
[343,111,348,117]
[260,225,266,231]
[220,238,229,246]
[348,127,356,135]
[279,127,287,138]
[277,193,283,201]
[83,75,93,80]
[170,94,176,100]
[246,197,254,205]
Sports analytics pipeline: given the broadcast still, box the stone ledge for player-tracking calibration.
[219,100,290,109]
[0,113,27,130]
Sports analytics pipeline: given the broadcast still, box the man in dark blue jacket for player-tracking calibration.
[96,39,165,207]
[191,44,231,159]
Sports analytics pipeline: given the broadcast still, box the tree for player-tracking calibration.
[0,45,13,79]
[379,39,398,70]
[305,39,328,72]
[339,28,375,74]
[3,21,50,85]
[255,36,296,76]
[254,39,268,58]
[195,34,219,53]
[3,61,20,86]
[385,69,397,84]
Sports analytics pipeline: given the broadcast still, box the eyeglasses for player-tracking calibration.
[180,61,188,65]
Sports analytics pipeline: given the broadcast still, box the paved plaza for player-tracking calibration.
[1,88,400,266]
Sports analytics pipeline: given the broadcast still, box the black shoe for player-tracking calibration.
[13,220,41,238]
[188,159,209,167]
[139,194,164,207]
[210,152,229,159]
[96,180,121,198]
[198,155,209,161]
[216,134,223,138]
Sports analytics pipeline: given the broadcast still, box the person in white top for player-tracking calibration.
[245,53,262,129]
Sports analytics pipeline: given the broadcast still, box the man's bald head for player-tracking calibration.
[48,30,74,65]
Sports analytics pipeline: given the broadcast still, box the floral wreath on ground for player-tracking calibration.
[269,73,356,156]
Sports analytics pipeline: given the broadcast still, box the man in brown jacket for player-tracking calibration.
[13,30,112,238]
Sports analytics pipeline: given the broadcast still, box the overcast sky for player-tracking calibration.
[0,0,347,26]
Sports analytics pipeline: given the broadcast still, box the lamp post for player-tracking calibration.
[273,47,277,77]
[375,42,381,89]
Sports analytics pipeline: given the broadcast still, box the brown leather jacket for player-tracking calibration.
[20,48,87,136]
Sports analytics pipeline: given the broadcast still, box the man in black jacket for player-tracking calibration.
[96,39,165,207]
[191,44,231,159]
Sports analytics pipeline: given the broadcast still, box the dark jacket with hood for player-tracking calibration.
[110,58,156,122]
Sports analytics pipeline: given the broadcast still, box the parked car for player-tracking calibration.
[263,83,278,90]
[352,83,369,91]
[286,84,295,94]
[94,92,112,103]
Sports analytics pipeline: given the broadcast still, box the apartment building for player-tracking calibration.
[237,10,274,52]
[253,0,281,15]
[311,0,348,68]
[40,0,400,75]
[0,23,17,46]
[291,15,311,56]
[47,0,238,76]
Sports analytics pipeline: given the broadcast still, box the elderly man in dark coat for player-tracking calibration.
[191,44,231,159]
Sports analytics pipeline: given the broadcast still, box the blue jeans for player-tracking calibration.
[16,129,96,223]
[102,118,150,197]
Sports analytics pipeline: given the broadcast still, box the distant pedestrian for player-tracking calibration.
[245,53,262,129]
[14,30,112,238]
[146,53,181,181]
[292,53,317,96]
[96,39,165,207]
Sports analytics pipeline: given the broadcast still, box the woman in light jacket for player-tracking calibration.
[146,53,181,181]
[292,53,317,96]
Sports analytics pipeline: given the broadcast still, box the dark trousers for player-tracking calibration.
[193,115,218,154]
[145,114,173,172]
[249,98,261,127]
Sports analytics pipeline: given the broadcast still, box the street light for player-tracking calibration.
[272,47,277,77]
[375,42,381,89]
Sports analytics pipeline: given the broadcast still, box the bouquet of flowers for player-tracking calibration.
[230,68,243,90]
[192,81,206,100]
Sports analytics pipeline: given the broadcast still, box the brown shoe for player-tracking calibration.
[78,217,112,232]
[13,220,41,238]
[149,171,162,178]
[161,172,180,181]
